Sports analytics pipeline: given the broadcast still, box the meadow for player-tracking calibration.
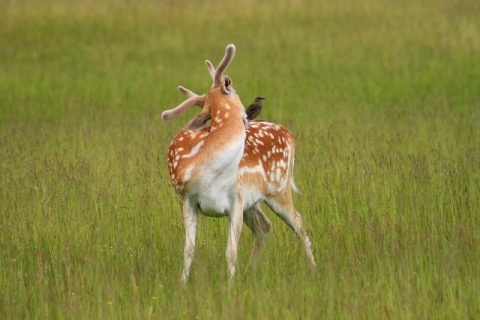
[1,0,479,318]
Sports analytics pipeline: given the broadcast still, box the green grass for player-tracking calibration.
[1,0,479,318]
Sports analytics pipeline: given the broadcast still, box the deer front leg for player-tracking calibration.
[226,188,244,281]
[182,197,198,283]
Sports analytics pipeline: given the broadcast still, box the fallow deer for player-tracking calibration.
[162,44,316,282]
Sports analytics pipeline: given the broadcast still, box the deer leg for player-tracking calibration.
[266,196,317,271]
[226,190,244,281]
[243,203,272,267]
[182,197,198,283]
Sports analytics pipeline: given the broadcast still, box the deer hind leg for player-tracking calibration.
[181,197,198,283]
[243,203,272,267]
[266,195,317,271]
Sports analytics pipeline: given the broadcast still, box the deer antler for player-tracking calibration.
[163,86,211,130]
[162,44,236,121]
[205,60,216,80]
[161,94,205,120]
[206,59,233,93]
[178,85,200,99]
[162,86,212,130]
[213,44,236,94]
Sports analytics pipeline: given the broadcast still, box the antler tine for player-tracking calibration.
[178,85,200,98]
[204,60,216,80]
[162,94,205,120]
[213,44,236,88]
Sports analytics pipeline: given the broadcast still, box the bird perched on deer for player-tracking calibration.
[161,44,316,282]
[246,96,265,121]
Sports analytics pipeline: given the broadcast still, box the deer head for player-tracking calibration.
[162,44,246,131]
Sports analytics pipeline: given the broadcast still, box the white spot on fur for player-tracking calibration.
[182,141,205,158]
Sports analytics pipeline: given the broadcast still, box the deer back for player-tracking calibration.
[241,121,296,199]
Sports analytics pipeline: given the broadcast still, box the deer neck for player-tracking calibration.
[205,89,246,137]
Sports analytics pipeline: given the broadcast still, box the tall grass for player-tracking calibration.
[1,0,479,318]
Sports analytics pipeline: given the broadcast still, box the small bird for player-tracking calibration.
[246,97,265,121]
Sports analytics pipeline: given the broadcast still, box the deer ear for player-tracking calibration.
[221,76,233,94]
[183,111,212,130]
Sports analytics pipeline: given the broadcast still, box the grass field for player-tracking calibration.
[1,0,479,318]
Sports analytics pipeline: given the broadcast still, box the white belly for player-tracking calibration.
[242,187,264,210]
